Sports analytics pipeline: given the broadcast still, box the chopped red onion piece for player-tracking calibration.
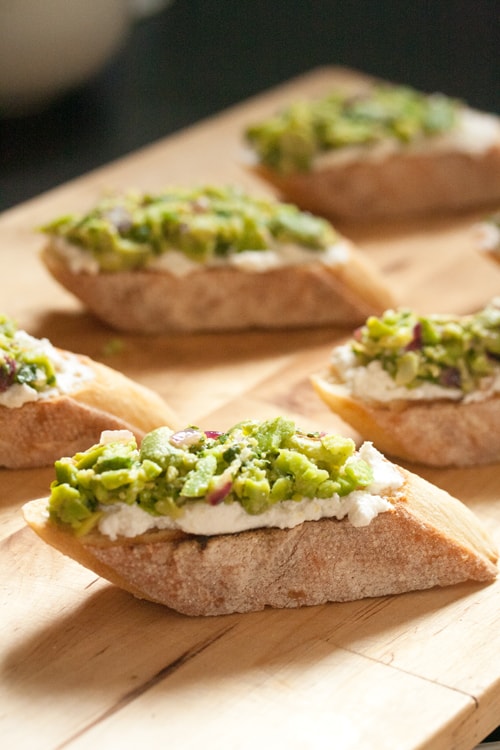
[191,196,210,212]
[204,430,224,440]
[0,356,16,392]
[169,428,203,447]
[206,481,232,506]
[439,367,461,388]
[405,322,422,351]
[104,206,133,233]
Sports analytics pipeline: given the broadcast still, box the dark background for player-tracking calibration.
[1,0,499,213]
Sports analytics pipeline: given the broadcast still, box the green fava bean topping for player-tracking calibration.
[245,85,459,173]
[0,314,57,395]
[41,185,338,272]
[47,417,374,535]
[349,302,500,395]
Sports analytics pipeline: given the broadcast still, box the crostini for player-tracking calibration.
[311,301,500,467]
[39,185,395,333]
[22,417,497,616]
[245,83,500,222]
[0,314,178,468]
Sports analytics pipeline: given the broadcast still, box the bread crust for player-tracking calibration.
[252,142,500,223]
[22,468,498,616]
[40,241,395,334]
[0,353,178,468]
[311,372,500,467]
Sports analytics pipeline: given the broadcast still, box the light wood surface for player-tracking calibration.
[1,67,500,750]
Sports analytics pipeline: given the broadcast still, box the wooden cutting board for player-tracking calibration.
[1,66,499,750]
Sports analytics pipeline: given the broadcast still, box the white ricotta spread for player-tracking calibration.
[49,237,350,277]
[50,236,101,274]
[97,441,403,540]
[313,108,500,170]
[0,330,94,408]
[330,343,500,404]
[223,241,350,273]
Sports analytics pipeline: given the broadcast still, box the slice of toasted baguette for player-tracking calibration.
[40,239,395,334]
[311,372,500,468]
[246,78,500,224]
[0,354,178,468]
[22,467,497,616]
[251,143,500,223]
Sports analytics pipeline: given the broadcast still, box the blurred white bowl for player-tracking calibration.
[0,0,132,116]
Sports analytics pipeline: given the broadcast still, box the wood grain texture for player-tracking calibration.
[1,66,500,750]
